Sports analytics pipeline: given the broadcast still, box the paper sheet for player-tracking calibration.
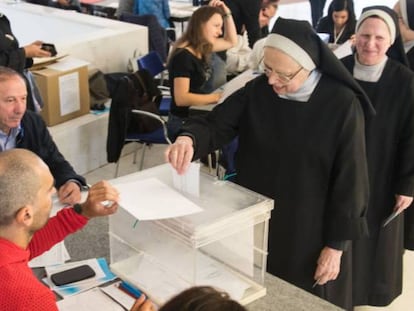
[29,242,70,268]
[59,72,81,116]
[171,162,200,197]
[333,40,353,59]
[47,57,90,72]
[115,177,203,220]
[57,288,124,311]
[100,282,136,310]
[217,69,260,104]
[29,198,71,267]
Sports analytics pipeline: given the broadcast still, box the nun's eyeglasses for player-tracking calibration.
[263,66,303,84]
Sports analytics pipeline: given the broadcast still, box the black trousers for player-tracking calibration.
[309,0,327,27]
[223,0,261,48]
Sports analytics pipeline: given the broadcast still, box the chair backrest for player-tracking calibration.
[131,110,172,145]
[120,13,168,62]
[106,69,163,163]
[137,51,165,78]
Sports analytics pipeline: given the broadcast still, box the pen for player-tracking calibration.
[382,210,401,227]
[312,278,321,288]
[118,281,144,299]
[101,200,113,208]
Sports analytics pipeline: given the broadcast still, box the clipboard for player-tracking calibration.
[382,210,401,227]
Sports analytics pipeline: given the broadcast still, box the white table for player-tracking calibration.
[1,0,148,73]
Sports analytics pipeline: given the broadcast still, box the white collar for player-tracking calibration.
[353,55,387,82]
[268,15,279,32]
[404,40,414,53]
[279,70,322,102]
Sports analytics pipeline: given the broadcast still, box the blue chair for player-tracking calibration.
[137,51,171,116]
[116,110,171,177]
[106,71,171,177]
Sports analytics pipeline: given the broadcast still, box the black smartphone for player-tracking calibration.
[41,43,57,57]
[50,264,96,286]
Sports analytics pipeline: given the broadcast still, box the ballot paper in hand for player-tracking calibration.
[172,162,200,197]
[116,177,203,220]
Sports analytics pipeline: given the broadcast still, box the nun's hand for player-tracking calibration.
[313,247,342,286]
[165,136,194,175]
[394,194,413,214]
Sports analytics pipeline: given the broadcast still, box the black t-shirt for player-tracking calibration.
[168,48,210,118]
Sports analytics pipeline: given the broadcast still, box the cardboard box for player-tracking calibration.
[32,58,90,126]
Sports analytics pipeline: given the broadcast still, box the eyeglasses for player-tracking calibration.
[263,65,303,84]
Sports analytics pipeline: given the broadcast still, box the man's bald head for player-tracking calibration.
[0,149,50,226]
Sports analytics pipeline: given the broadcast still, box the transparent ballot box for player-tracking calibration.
[109,164,274,305]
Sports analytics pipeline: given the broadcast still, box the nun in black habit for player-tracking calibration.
[394,0,414,70]
[394,0,414,251]
[342,6,414,307]
[165,18,373,310]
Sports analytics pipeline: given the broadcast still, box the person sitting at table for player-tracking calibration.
[165,17,373,310]
[167,0,237,141]
[259,0,279,37]
[247,0,280,72]
[0,149,148,311]
[27,0,82,12]
[0,67,87,205]
[133,0,172,29]
[316,0,356,48]
[155,286,246,311]
[0,13,51,112]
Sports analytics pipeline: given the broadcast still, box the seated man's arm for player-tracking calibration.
[18,112,87,204]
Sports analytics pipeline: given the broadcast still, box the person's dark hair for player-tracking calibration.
[168,6,223,64]
[327,0,356,24]
[159,286,247,311]
[261,0,279,10]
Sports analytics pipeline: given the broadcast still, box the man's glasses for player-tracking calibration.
[263,65,303,84]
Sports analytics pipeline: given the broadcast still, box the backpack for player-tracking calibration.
[88,69,110,110]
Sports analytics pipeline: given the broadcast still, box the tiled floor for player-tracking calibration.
[82,0,413,310]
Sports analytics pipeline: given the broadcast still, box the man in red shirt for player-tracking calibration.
[0,149,153,310]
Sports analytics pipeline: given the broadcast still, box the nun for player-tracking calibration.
[342,6,414,307]
[165,17,372,310]
[394,0,414,253]
[394,0,414,70]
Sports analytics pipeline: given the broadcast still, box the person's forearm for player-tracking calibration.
[222,11,238,47]
[175,92,220,107]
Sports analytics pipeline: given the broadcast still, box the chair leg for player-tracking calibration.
[115,160,120,178]
[207,153,213,174]
[139,144,147,171]
[214,149,220,177]
[133,143,140,164]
